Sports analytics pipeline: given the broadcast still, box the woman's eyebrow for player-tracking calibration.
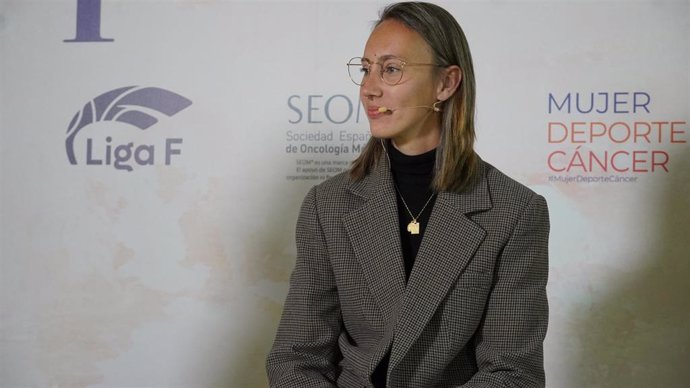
[362,54,401,63]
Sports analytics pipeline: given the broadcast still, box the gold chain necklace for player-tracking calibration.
[394,185,435,235]
[380,139,436,235]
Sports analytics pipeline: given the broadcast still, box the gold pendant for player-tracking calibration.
[407,220,420,235]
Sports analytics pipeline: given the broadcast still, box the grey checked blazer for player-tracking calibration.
[266,155,549,388]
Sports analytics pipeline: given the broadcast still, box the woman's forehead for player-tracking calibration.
[363,19,432,61]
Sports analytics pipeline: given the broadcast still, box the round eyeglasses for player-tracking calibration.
[347,56,442,86]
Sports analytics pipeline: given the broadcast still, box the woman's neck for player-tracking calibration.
[391,128,441,156]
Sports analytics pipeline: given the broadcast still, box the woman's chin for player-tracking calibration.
[368,126,396,140]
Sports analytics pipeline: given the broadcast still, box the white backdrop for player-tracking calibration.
[1,1,689,387]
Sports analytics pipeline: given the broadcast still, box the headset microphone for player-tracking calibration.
[378,102,441,113]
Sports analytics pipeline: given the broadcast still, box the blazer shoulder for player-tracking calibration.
[481,160,545,211]
[311,170,352,200]
[301,170,359,218]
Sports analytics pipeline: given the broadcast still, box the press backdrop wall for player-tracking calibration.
[1,1,688,387]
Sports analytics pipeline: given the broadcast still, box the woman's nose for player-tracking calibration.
[361,71,383,99]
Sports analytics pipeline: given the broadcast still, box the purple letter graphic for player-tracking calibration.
[64,0,113,43]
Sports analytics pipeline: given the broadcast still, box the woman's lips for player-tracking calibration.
[367,106,391,118]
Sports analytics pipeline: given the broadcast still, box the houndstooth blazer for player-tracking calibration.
[266,154,549,388]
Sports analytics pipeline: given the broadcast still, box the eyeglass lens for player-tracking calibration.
[347,57,404,86]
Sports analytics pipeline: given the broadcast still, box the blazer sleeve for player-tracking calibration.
[463,194,550,388]
[265,185,343,387]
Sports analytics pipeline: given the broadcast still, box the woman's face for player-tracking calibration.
[361,19,442,154]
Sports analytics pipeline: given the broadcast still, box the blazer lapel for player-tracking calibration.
[388,163,492,373]
[343,156,407,324]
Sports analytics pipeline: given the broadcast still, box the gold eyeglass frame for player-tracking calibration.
[347,56,443,86]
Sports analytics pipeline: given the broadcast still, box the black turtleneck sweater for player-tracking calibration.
[371,143,437,387]
[388,143,437,281]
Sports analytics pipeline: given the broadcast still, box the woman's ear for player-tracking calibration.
[436,65,462,102]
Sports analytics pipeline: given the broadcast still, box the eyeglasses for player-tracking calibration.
[347,56,442,86]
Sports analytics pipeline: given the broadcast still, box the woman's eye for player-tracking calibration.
[384,65,401,74]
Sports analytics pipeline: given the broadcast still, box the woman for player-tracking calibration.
[266,2,549,387]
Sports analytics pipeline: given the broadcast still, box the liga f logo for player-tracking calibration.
[65,86,192,171]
